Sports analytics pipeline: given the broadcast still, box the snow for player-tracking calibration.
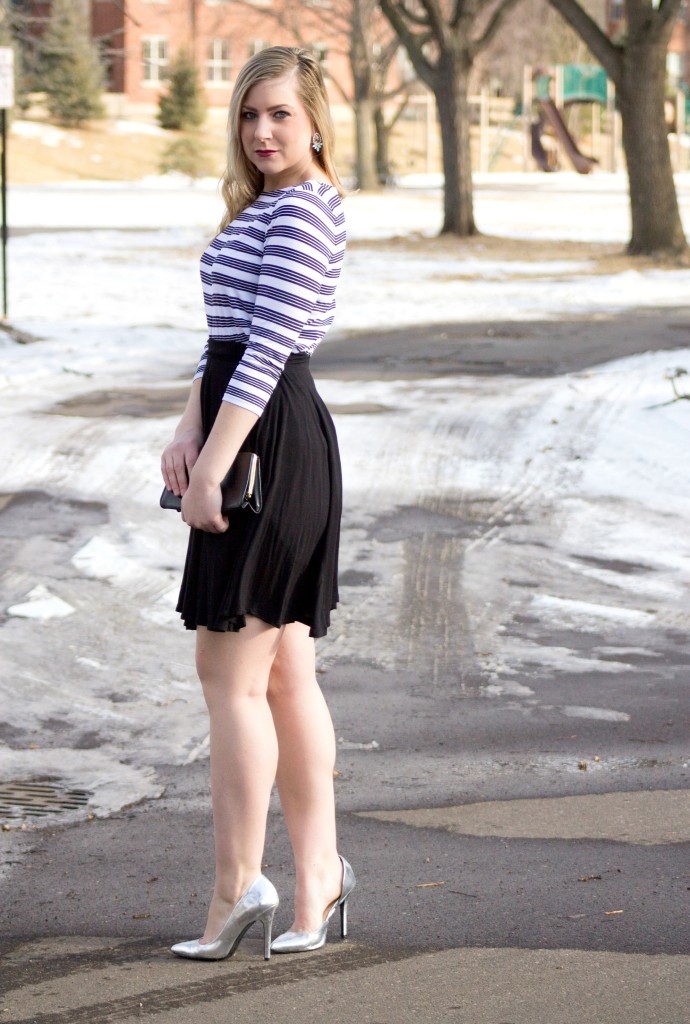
[7,585,75,620]
[529,594,655,625]
[559,706,631,722]
[10,120,84,148]
[108,119,167,137]
[1,172,690,821]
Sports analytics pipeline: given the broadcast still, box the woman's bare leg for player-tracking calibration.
[196,617,282,943]
[267,622,343,931]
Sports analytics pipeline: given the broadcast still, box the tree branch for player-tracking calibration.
[547,0,623,84]
[450,0,465,30]
[377,35,403,72]
[476,0,524,52]
[398,1,432,27]
[417,0,449,43]
[381,78,415,102]
[646,0,683,34]
[386,90,412,131]
[379,0,437,84]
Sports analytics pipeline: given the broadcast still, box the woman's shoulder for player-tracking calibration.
[272,180,344,225]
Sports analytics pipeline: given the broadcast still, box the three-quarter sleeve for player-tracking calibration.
[193,342,208,383]
[221,191,341,416]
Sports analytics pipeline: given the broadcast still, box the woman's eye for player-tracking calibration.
[274,110,289,119]
[241,111,256,120]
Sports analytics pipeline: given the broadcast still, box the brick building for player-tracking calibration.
[22,0,353,114]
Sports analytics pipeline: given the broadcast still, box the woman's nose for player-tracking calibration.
[254,116,272,140]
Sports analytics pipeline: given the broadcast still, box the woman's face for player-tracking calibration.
[239,72,320,191]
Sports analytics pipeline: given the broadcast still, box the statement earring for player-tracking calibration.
[312,131,323,153]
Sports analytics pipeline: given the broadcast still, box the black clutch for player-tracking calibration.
[160,452,262,515]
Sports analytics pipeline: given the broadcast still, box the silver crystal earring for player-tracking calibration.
[312,131,323,153]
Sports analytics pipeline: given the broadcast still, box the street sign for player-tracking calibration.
[0,47,14,109]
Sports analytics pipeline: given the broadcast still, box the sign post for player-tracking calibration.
[0,47,14,320]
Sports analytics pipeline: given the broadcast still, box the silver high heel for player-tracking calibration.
[270,855,355,954]
[171,874,279,961]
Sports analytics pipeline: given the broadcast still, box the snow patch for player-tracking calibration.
[530,595,656,626]
[7,585,75,620]
[0,748,163,820]
[560,705,631,722]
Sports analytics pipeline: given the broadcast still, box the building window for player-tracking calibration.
[142,37,168,84]
[312,43,328,78]
[206,40,231,83]
[248,40,270,58]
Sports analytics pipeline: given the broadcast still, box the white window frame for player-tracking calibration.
[142,36,168,84]
[248,39,270,57]
[312,42,329,79]
[206,39,231,84]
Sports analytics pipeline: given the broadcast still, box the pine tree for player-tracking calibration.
[40,0,105,127]
[158,51,206,131]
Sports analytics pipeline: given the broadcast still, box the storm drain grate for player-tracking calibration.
[0,781,92,822]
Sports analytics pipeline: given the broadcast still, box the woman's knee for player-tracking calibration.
[195,621,279,700]
[267,636,317,703]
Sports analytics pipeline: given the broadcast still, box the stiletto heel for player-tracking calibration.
[260,906,276,960]
[271,855,355,954]
[171,875,279,961]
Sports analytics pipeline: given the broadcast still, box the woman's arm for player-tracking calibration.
[161,379,204,497]
[180,402,259,533]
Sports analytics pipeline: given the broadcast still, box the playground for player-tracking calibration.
[397,63,689,179]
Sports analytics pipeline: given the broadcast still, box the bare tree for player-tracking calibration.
[547,0,687,256]
[347,0,380,188]
[379,0,523,235]
[474,0,594,98]
[233,0,411,189]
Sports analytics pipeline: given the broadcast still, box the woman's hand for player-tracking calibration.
[180,477,228,533]
[161,428,203,497]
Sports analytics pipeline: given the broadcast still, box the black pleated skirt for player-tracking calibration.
[176,341,341,638]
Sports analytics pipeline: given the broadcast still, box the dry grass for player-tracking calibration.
[349,232,690,272]
[8,119,229,184]
[7,113,519,185]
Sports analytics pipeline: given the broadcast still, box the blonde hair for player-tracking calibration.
[219,46,344,230]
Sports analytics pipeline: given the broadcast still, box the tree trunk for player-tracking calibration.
[435,59,475,236]
[350,0,379,192]
[619,39,687,255]
[374,105,391,184]
[353,96,379,190]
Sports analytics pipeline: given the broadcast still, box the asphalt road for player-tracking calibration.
[1,307,689,1022]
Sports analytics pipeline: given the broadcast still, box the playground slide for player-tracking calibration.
[531,121,553,172]
[538,99,598,174]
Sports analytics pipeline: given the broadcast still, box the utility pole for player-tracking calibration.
[0,45,13,320]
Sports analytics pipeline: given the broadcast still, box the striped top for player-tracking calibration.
[195,180,346,416]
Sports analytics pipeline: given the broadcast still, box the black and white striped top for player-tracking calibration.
[195,180,346,416]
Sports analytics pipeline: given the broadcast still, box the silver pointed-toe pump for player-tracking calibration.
[270,855,355,954]
[171,874,279,961]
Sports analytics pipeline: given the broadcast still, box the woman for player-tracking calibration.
[160,46,354,960]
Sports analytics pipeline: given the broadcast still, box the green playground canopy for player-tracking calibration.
[535,65,609,105]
